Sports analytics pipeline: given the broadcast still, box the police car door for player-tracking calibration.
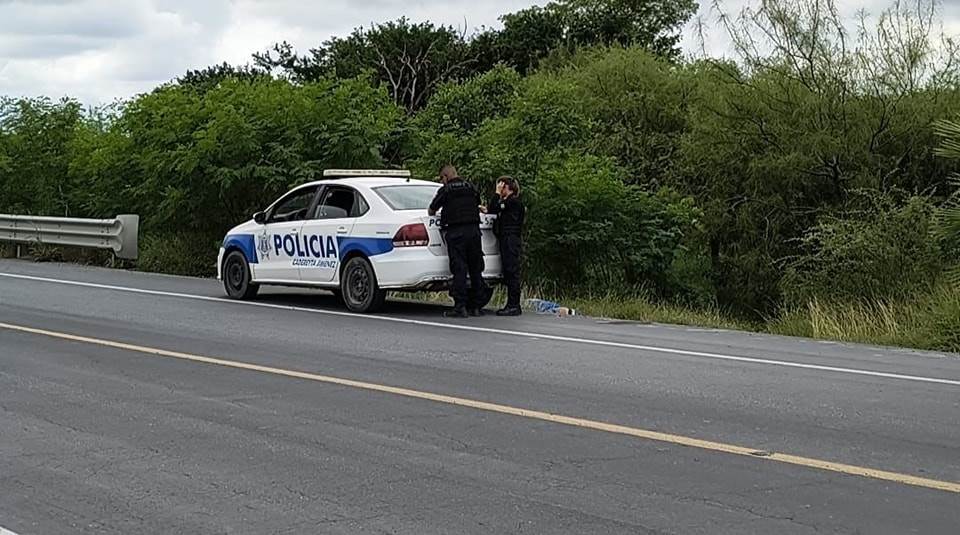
[298,185,362,283]
[254,185,320,282]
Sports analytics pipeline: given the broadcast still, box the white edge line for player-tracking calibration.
[1,272,958,388]
[0,526,21,535]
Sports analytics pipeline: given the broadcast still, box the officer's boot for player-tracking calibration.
[444,307,469,319]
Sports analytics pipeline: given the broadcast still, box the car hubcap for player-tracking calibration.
[348,266,369,304]
[228,261,243,289]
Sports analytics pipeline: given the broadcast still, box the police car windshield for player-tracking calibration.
[374,185,440,211]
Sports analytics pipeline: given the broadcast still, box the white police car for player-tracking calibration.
[218,170,502,312]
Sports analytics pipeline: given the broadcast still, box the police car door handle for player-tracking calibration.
[337,227,348,234]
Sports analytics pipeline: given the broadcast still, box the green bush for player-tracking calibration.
[525,153,701,295]
[120,77,402,238]
[770,284,960,353]
[413,66,523,136]
[560,46,693,186]
[137,233,220,277]
[782,192,943,304]
[926,287,960,351]
[933,120,960,288]
[0,97,85,217]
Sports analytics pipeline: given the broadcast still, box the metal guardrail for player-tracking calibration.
[0,214,139,260]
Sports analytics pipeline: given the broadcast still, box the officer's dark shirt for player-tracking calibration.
[487,194,525,237]
[430,178,481,228]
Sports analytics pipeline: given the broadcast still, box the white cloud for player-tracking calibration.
[0,0,537,104]
[0,0,232,103]
[0,0,958,105]
[0,0,149,38]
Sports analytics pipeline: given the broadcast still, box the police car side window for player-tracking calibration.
[353,194,370,218]
[314,187,367,220]
[267,187,318,224]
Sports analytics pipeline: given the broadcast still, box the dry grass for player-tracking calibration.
[769,285,960,352]
[565,294,753,331]
[397,287,753,331]
[399,284,960,353]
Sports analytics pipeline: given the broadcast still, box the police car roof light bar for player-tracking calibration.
[322,169,412,179]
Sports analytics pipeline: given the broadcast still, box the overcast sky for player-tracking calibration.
[1,0,958,105]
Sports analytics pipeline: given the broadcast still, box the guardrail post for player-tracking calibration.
[116,214,139,260]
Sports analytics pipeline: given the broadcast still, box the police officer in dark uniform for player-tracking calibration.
[483,176,525,316]
[429,165,489,318]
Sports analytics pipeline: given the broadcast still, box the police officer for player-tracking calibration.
[483,176,525,316]
[429,165,489,318]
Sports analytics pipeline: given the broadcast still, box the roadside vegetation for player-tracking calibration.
[1,0,959,352]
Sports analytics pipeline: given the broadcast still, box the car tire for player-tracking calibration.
[223,250,259,300]
[341,256,387,313]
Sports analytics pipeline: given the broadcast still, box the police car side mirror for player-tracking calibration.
[253,211,266,224]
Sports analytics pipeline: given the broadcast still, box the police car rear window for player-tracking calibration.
[374,185,440,210]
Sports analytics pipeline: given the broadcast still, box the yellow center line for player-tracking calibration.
[2,321,958,495]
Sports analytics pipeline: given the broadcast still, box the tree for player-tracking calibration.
[561,0,697,59]
[491,0,697,74]
[414,66,523,136]
[0,97,85,217]
[559,47,694,185]
[678,0,960,314]
[176,62,267,93]
[255,19,479,113]
[254,0,699,108]
[491,6,568,75]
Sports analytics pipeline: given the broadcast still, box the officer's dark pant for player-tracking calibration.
[444,225,485,310]
[499,234,522,308]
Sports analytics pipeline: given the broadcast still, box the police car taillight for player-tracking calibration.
[393,223,429,247]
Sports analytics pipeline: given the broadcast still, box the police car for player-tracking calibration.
[218,170,501,313]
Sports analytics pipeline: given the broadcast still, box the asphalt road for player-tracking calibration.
[0,259,958,534]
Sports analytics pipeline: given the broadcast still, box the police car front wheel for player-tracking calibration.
[223,250,259,300]
[341,257,387,313]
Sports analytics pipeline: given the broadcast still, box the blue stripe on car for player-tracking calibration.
[223,234,258,264]
[337,236,394,259]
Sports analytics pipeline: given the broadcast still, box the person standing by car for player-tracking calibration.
[429,165,489,318]
[483,176,525,316]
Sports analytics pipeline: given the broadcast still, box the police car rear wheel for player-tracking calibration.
[341,257,386,313]
[223,250,259,300]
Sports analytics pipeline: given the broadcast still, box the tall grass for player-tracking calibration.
[769,285,960,352]
[396,285,959,353]
[397,287,752,331]
[137,233,219,277]
[567,288,959,353]
[565,294,753,331]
